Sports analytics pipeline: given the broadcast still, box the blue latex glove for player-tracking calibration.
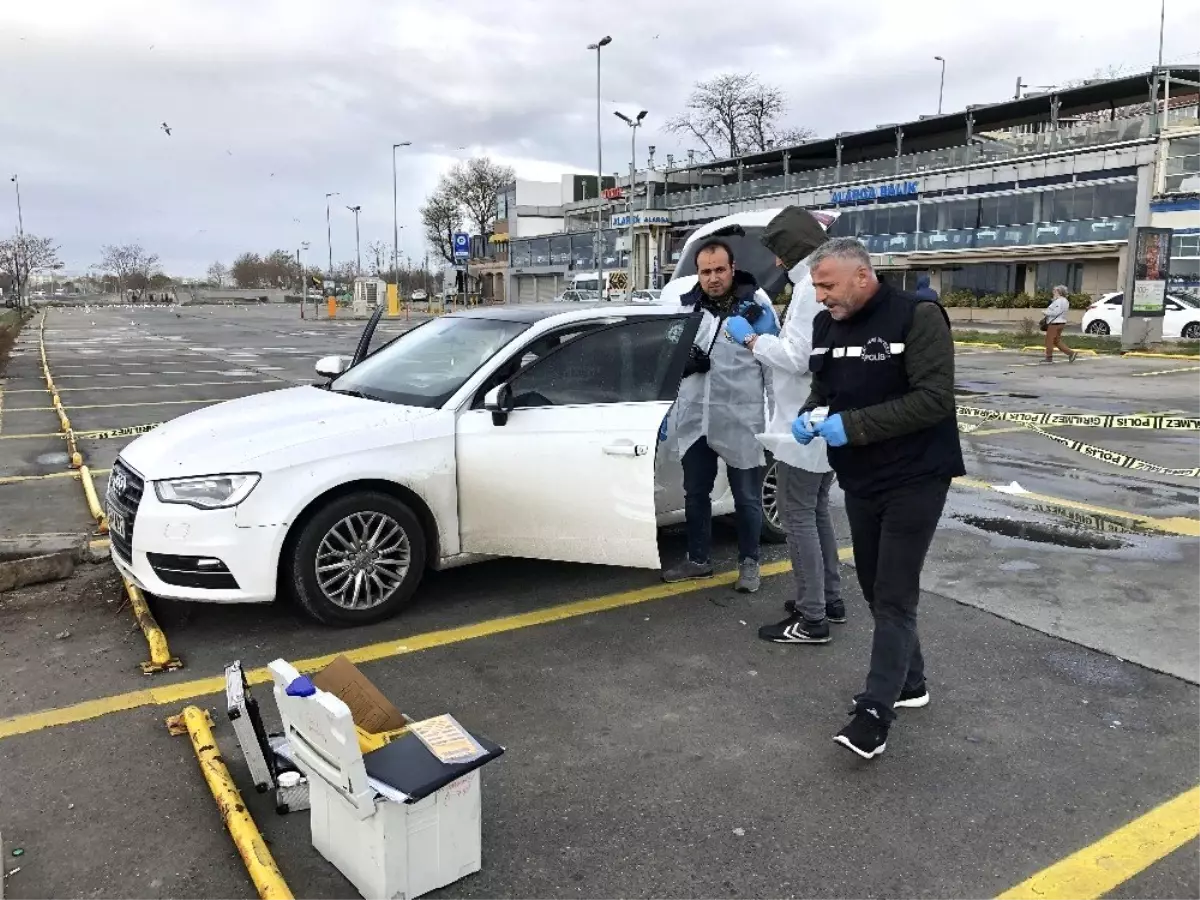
[818,413,848,447]
[725,315,754,345]
[791,412,817,445]
[752,308,780,336]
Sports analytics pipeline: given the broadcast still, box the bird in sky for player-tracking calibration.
[161,122,172,136]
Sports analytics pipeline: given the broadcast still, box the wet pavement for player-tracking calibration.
[0,303,1196,898]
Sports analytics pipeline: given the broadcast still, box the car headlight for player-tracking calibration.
[154,474,261,509]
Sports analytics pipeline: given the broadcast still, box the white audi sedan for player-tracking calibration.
[1081,291,1200,339]
[108,305,783,625]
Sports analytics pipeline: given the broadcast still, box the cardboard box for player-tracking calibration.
[312,655,408,734]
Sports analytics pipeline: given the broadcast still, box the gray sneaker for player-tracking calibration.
[735,558,761,593]
[662,558,714,583]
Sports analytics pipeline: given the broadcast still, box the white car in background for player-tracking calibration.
[108,304,784,626]
[1082,291,1200,339]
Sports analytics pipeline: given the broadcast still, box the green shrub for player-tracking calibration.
[1068,292,1093,310]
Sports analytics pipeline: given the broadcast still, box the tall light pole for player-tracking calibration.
[297,240,310,318]
[392,141,411,289]
[587,35,611,295]
[934,56,946,115]
[324,191,339,284]
[11,175,25,306]
[615,110,647,295]
[1157,0,1166,66]
[346,205,362,277]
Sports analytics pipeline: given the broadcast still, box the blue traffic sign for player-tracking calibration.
[452,232,470,259]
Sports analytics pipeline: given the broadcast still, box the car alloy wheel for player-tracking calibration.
[315,511,411,610]
[288,490,426,625]
[1086,320,1110,335]
[1183,322,1200,340]
[759,456,787,544]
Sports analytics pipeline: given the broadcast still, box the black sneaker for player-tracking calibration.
[833,709,888,760]
[784,599,846,624]
[894,684,930,709]
[758,613,830,644]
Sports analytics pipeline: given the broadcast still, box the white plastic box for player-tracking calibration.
[268,659,486,900]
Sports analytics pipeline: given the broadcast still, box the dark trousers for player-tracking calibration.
[844,477,950,724]
[682,437,762,564]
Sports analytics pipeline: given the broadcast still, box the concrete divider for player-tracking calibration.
[167,706,294,900]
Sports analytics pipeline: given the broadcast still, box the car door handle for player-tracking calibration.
[604,443,649,457]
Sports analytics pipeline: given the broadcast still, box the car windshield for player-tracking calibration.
[329,316,530,407]
[1171,294,1199,308]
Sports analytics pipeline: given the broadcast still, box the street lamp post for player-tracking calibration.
[297,240,310,319]
[934,56,946,115]
[1157,0,1166,66]
[392,141,411,296]
[324,191,339,292]
[10,175,25,307]
[346,205,362,278]
[614,110,647,295]
[587,36,612,297]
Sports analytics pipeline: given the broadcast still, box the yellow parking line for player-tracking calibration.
[954,476,1200,537]
[4,397,225,412]
[0,552,854,742]
[997,785,1200,899]
[1,380,273,393]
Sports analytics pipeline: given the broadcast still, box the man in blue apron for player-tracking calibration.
[663,239,778,593]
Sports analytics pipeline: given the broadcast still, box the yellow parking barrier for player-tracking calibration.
[1123,349,1200,361]
[167,706,294,900]
[37,310,182,673]
[1019,345,1099,355]
[78,465,108,532]
[123,578,182,674]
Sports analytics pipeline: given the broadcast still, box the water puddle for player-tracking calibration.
[953,515,1126,550]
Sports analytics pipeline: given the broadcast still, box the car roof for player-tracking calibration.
[446,302,679,324]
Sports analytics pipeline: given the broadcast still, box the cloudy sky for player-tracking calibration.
[2,0,1197,278]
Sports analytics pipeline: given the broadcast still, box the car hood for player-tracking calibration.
[120,385,436,478]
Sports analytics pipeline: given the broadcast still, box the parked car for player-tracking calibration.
[1082,291,1200,339]
[630,290,663,303]
[410,289,428,302]
[552,289,599,303]
[108,304,784,626]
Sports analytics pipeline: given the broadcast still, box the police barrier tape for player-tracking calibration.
[957,405,1200,478]
[76,422,162,441]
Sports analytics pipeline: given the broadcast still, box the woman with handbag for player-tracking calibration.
[1041,285,1078,363]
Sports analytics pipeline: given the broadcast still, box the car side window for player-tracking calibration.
[1166,300,1182,311]
[1106,295,1123,305]
[470,324,604,409]
[507,317,689,409]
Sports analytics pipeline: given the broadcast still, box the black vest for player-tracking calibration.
[809,283,965,496]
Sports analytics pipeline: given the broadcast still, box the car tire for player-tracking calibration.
[1085,320,1111,335]
[287,490,426,626]
[1182,322,1200,340]
[760,455,787,544]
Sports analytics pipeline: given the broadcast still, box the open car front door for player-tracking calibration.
[455,313,700,569]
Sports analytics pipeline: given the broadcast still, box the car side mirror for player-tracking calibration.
[315,355,351,379]
[484,383,515,426]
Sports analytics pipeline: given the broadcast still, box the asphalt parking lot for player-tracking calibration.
[1,302,1197,899]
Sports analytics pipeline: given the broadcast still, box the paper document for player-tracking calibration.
[408,714,488,765]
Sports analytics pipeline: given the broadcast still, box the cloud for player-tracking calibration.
[2,0,1196,276]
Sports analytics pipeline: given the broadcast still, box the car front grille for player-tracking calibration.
[106,458,144,563]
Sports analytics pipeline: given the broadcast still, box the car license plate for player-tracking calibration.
[108,507,127,539]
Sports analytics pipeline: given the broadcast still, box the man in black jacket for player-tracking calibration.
[792,237,965,760]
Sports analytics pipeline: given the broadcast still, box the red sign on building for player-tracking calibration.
[602,187,624,200]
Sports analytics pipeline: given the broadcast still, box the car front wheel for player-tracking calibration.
[760,455,787,544]
[287,491,426,626]
[1085,320,1111,335]
[1182,322,1200,340]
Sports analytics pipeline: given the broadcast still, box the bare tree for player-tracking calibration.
[230,252,262,288]
[366,240,389,277]
[96,243,160,295]
[666,73,814,160]
[206,261,227,287]
[445,156,515,240]
[0,234,63,304]
[420,183,464,265]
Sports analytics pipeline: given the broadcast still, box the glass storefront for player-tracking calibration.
[1171,233,1200,288]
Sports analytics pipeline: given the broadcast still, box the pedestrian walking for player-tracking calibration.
[792,237,965,760]
[727,207,845,644]
[912,274,938,302]
[663,239,779,593]
[1041,285,1078,363]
